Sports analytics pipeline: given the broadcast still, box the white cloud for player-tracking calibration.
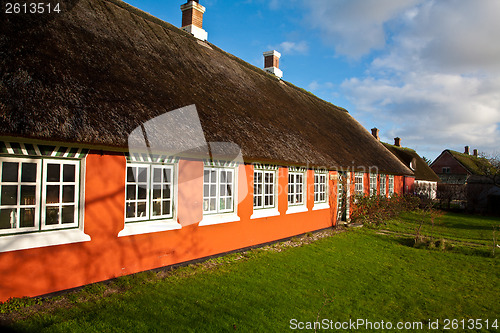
[302,0,419,58]
[300,0,500,157]
[274,41,309,55]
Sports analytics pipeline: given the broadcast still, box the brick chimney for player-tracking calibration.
[473,149,478,157]
[263,50,283,79]
[394,137,401,147]
[181,1,208,41]
[464,146,470,155]
[371,128,380,140]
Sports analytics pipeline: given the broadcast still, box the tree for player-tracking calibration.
[422,156,432,166]
[477,152,500,187]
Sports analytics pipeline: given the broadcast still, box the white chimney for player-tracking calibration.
[263,50,283,78]
[180,1,208,41]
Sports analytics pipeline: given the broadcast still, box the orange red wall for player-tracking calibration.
[0,152,404,301]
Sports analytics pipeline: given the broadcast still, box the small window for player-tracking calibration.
[314,172,327,204]
[442,167,451,174]
[380,174,386,196]
[354,172,364,195]
[203,167,235,215]
[388,175,394,196]
[0,157,81,235]
[253,169,276,209]
[288,170,305,206]
[369,173,377,197]
[125,163,175,222]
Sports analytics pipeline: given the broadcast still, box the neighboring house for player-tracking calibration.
[376,132,440,199]
[0,0,412,301]
[431,147,500,213]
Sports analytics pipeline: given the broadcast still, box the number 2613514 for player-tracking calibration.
[5,3,61,14]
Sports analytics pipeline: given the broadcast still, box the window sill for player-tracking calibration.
[286,205,308,215]
[250,208,280,220]
[199,213,240,226]
[312,202,330,211]
[0,229,91,253]
[118,220,182,237]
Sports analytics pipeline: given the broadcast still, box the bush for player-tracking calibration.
[350,194,420,226]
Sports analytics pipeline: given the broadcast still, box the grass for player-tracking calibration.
[1,212,499,332]
[382,210,499,246]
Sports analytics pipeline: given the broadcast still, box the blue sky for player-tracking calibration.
[125,0,500,161]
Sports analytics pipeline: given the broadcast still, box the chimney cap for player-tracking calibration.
[263,50,281,58]
[371,128,380,140]
[464,146,470,155]
[394,137,401,147]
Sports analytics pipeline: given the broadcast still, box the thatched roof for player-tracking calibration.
[0,0,411,174]
[446,150,493,176]
[383,143,440,182]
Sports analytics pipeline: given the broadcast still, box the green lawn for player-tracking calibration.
[2,212,499,332]
[383,210,500,246]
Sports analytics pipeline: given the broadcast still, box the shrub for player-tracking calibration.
[350,194,420,226]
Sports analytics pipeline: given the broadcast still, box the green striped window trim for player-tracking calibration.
[125,152,179,164]
[0,142,89,159]
[203,159,239,168]
[253,163,279,170]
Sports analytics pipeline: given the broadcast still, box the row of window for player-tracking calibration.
[1,156,399,237]
[354,172,395,197]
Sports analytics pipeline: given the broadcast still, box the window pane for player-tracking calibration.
[152,201,161,216]
[163,185,171,199]
[1,185,18,205]
[126,185,136,200]
[163,169,171,183]
[126,202,136,218]
[138,167,148,183]
[220,184,226,196]
[62,206,75,224]
[21,163,37,182]
[153,168,162,183]
[210,170,217,182]
[210,185,216,197]
[203,170,210,182]
[163,201,171,215]
[21,185,36,205]
[203,199,209,212]
[46,185,60,204]
[137,202,146,217]
[45,207,59,225]
[203,184,209,196]
[47,164,60,182]
[19,208,35,228]
[209,199,216,211]
[226,184,232,196]
[127,167,135,182]
[220,198,225,210]
[62,185,75,203]
[153,185,162,200]
[138,185,147,200]
[63,164,76,182]
[226,198,232,210]
[2,162,18,182]
[0,208,16,229]
[220,171,226,183]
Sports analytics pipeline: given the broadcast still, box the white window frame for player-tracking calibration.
[313,171,329,211]
[119,162,180,237]
[286,169,308,214]
[380,174,387,197]
[251,168,279,219]
[354,172,364,196]
[369,173,378,197]
[388,175,395,196]
[0,156,89,253]
[199,166,239,226]
[41,159,80,230]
